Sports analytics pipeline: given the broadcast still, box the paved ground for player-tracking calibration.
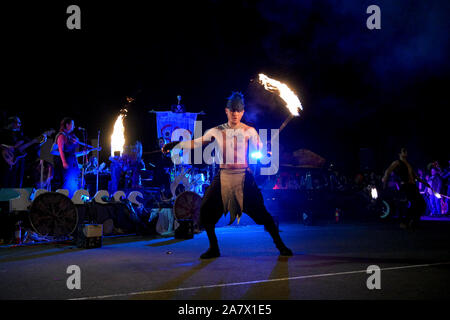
[1,220,450,300]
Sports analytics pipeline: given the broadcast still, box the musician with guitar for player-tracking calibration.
[1,116,53,188]
[51,117,101,197]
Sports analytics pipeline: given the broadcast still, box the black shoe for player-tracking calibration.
[277,245,293,256]
[200,247,220,259]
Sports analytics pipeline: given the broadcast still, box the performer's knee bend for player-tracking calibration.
[199,210,222,229]
[244,206,274,225]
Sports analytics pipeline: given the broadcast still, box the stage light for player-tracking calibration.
[371,187,378,200]
[111,111,127,157]
[251,151,263,159]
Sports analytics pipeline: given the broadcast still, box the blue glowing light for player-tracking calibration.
[250,151,263,159]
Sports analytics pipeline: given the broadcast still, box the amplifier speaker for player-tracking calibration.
[175,219,194,239]
[76,224,103,248]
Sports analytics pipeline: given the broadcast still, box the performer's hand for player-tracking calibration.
[1,144,14,151]
[162,141,179,154]
[63,162,69,169]
[69,136,79,144]
[380,176,386,189]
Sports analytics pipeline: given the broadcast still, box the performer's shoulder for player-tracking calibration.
[391,160,401,167]
[203,126,222,139]
[56,132,65,142]
[242,123,258,134]
[206,126,222,134]
[216,123,228,131]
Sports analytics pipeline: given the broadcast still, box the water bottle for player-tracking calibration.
[15,221,22,244]
[306,171,312,190]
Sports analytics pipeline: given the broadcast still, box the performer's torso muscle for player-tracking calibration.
[202,122,261,169]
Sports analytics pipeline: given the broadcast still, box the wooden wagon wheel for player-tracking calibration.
[173,191,202,228]
[29,192,78,237]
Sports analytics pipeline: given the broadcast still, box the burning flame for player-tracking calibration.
[111,111,127,157]
[258,73,302,116]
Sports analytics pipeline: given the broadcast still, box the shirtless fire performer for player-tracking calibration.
[163,92,293,259]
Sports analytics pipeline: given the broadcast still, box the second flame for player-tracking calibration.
[258,73,302,116]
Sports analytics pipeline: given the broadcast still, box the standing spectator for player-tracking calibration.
[425,173,434,215]
[429,167,443,216]
[417,169,427,193]
[441,160,450,214]
[417,169,430,215]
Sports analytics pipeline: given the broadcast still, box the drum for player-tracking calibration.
[191,173,206,194]
[173,191,202,227]
[191,173,205,184]
[29,192,78,237]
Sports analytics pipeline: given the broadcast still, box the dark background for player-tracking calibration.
[1,0,449,174]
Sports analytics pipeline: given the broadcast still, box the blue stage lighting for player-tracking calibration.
[251,151,263,159]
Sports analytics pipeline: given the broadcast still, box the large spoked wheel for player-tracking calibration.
[378,200,390,219]
[29,192,79,237]
[173,191,202,229]
[367,199,390,219]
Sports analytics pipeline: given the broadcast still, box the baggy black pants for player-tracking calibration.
[400,183,426,224]
[199,169,283,247]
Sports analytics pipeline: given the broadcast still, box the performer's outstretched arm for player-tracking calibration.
[177,136,210,150]
[382,160,399,187]
[162,130,215,153]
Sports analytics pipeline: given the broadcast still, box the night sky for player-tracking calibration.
[2,0,449,174]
